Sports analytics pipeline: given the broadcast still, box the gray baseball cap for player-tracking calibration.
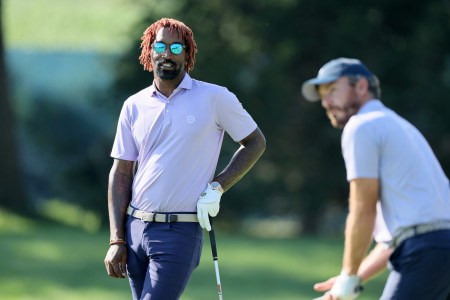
[301,58,374,102]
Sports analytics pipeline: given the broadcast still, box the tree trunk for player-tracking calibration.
[0,0,29,213]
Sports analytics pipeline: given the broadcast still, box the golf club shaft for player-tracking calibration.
[209,218,223,300]
[213,259,223,299]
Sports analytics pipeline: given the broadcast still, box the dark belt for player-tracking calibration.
[127,206,198,223]
[390,220,450,248]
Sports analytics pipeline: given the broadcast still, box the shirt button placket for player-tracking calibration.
[163,101,171,126]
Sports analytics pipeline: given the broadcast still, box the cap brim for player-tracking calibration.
[301,76,340,102]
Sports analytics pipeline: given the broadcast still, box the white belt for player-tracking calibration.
[390,220,450,248]
[127,206,198,223]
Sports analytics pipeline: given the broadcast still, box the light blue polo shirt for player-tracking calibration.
[111,73,257,212]
[342,99,450,236]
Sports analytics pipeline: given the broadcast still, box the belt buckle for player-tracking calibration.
[168,214,178,223]
[139,212,155,222]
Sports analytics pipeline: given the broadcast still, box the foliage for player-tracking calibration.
[3,0,450,233]
[0,0,28,212]
[109,0,450,232]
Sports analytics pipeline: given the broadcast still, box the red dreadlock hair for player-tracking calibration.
[139,18,198,73]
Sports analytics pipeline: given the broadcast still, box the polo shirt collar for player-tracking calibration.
[178,73,193,90]
[149,73,193,97]
[357,99,384,115]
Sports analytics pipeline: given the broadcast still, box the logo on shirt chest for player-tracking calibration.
[186,115,196,124]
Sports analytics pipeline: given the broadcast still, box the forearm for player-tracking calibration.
[108,160,135,241]
[358,243,392,282]
[343,208,376,275]
[342,178,379,275]
[215,128,265,191]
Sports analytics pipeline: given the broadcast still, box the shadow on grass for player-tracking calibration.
[1,222,386,300]
[184,234,386,300]
[1,225,130,300]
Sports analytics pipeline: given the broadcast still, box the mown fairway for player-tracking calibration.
[1,214,387,300]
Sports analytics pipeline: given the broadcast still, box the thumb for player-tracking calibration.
[204,215,211,231]
[313,277,336,292]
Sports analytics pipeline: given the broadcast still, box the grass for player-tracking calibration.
[3,0,145,52]
[0,210,387,300]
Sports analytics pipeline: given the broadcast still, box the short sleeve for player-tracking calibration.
[214,89,257,142]
[111,101,139,161]
[342,119,380,181]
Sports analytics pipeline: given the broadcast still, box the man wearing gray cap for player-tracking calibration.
[302,58,450,300]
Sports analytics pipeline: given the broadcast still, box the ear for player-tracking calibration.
[355,78,369,96]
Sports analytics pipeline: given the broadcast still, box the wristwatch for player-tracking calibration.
[210,181,224,193]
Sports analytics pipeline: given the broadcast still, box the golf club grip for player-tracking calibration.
[209,217,218,259]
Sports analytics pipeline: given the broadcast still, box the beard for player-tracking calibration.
[326,98,361,129]
[155,60,182,80]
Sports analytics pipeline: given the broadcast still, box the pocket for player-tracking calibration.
[170,222,203,240]
[194,236,203,267]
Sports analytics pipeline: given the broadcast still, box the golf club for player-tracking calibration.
[209,217,223,300]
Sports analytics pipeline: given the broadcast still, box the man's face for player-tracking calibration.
[318,77,361,129]
[151,27,186,80]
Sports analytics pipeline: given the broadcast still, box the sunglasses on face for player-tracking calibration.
[152,42,185,55]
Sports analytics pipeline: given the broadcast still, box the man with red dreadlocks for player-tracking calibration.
[104,18,266,300]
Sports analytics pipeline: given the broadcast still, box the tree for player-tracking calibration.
[109,0,450,233]
[0,0,28,213]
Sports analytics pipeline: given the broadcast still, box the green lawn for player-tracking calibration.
[3,0,144,52]
[1,212,387,300]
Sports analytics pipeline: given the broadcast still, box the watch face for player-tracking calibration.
[211,182,223,192]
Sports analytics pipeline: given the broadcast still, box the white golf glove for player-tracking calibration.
[197,183,222,231]
[329,272,363,300]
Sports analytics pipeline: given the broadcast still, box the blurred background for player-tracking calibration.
[1,0,449,299]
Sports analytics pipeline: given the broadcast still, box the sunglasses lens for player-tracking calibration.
[170,44,183,55]
[153,42,166,54]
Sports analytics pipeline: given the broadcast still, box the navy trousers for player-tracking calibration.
[381,230,450,300]
[125,215,203,300]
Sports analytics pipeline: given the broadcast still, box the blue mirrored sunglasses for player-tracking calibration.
[152,42,185,55]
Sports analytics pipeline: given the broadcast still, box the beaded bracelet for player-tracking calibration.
[109,239,126,246]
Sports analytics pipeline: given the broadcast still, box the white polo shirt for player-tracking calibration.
[111,74,257,212]
[373,202,392,246]
[342,100,450,236]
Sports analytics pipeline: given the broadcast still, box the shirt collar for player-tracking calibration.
[357,99,384,115]
[149,73,193,97]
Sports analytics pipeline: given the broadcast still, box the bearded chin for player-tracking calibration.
[340,101,361,127]
[155,67,181,80]
[330,100,361,128]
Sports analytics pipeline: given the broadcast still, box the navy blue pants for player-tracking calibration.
[125,215,203,300]
[381,230,450,300]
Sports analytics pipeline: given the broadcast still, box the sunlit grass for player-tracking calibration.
[40,199,101,233]
[0,208,35,233]
[3,0,145,52]
[0,212,387,300]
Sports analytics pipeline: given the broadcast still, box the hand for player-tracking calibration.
[312,276,337,300]
[104,245,127,278]
[314,276,337,292]
[197,183,222,231]
[328,272,362,300]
